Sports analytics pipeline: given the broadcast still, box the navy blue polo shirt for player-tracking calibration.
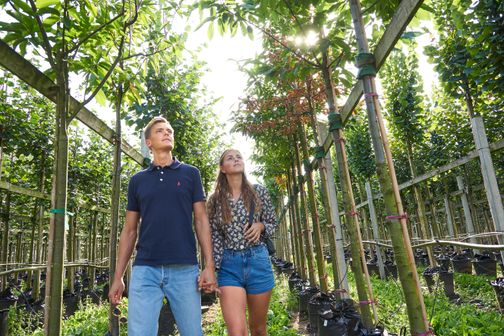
[126,157,206,266]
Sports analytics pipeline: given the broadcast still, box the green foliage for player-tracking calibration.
[7,304,43,336]
[425,0,504,115]
[8,299,129,336]
[127,58,225,193]
[382,44,425,154]
[338,265,504,335]
[345,109,376,182]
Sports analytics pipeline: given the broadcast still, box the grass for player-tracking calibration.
[324,262,504,335]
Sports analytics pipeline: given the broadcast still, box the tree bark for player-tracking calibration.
[293,135,317,286]
[298,125,328,292]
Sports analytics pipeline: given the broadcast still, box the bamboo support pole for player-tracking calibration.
[349,0,429,333]
[315,122,349,297]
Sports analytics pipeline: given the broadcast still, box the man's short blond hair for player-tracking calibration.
[144,116,171,139]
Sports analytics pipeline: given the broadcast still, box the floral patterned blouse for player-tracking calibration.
[210,184,278,269]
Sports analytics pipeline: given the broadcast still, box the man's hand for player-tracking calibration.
[108,278,125,305]
[245,222,265,243]
[198,267,219,294]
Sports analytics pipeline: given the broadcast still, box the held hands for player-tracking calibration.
[245,222,265,244]
[198,267,220,294]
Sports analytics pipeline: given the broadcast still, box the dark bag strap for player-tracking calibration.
[248,201,255,228]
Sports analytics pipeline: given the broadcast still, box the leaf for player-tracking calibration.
[207,21,214,39]
[36,0,60,9]
[12,0,33,14]
[94,89,107,106]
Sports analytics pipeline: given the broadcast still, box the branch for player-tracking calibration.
[68,11,125,55]
[67,36,125,122]
[122,45,171,61]
[328,50,346,69]
[27,0,57,70]
[221,6,320,68]
[68,0,140,122]
[281,0,321,66]
[125,0,139,27]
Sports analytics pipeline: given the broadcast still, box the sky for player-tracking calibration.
[181,12,264,183]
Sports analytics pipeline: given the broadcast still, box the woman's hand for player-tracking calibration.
[244,222,265,243]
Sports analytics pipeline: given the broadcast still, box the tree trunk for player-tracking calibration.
[109,85,123,336]
[33,166,46,301]
[348,1,429,333]
[298,125,328,292]
[287,168,306,279]
[89,211,98,290]
[1,192,10,291]
[67,207,75,293]
[321,54,375,326]
[406,144,435,266]
[457,176,477,248]
[44,75,70,335]
[365,182,386,279]
[293,135,317,286]
[27,201,38,289]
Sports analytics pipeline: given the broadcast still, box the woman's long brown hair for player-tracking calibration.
[208,149,262,227]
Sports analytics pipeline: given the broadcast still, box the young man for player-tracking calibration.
[108,116,217,336]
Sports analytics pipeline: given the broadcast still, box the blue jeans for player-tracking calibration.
[128,264,203,336]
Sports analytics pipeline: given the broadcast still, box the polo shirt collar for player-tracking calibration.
[147,156,182,171]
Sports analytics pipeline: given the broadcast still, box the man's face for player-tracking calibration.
[146,122,174,151]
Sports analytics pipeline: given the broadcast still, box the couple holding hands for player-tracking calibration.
[108,116,277,336]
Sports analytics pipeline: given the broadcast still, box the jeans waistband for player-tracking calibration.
[224,244,264,257]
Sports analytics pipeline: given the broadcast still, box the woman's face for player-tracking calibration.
[220,150,245,175]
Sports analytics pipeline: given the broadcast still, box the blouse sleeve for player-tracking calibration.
[256,184,278,237]
[209,205,225,270]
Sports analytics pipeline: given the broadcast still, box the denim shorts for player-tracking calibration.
[217,244,275,294]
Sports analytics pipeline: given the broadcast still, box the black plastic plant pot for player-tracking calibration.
[63,292,79,318]
[452,255,472,274]
[439,270,457,299]
[158,303,176,335]
[472,258,497,277]
[318,317,347,336]
[423,267,441,293]
[436,255,451,271]
[385,263,398,279]
[490,277,504,314]
[288,272,303,292]
[423,273,435,293]
[298,287,319,317]
[280,262,295,275]
[307,292,334,333]
[0,298,16,311]
[0,309,7,336]
[201,291,217,306]
[367,262,379,277]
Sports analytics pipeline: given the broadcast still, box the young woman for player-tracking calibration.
[208,149,277,336]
